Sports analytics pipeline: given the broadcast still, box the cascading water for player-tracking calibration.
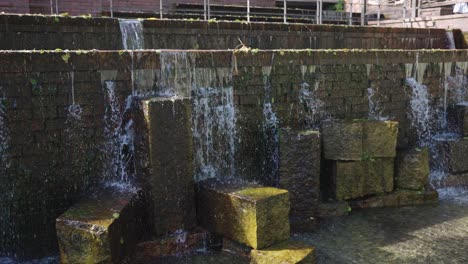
[367,85,388,121]
[299,81,326,128]
[192,86,237,182]
[102,81,137,191]
[406,77,433,146]
[446,31,456,49]
[119,19,145,50]
[261,66,279,185]
[158,52,193,97]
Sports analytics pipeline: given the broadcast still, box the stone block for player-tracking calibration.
[197,179,290,249]
[251,240,316,264]
[435,138,468,174]
[333,158,394,200]
[322,120,363,160]
[56,189,142,264]
[141,97,196,236]
[350,187,439,209]
[279,129,320,232]
[134,228,222,262]
[451,103,468,136]
[316,201,350,218]
[396,147,430,190]
[322,120,398,160]
[364,121,398,158]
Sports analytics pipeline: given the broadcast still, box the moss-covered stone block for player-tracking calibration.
[279,129,320,232]
[197,179,290,249]
[446,139,468,174]
[250,240,316,264]
[333,158,394,200]
[322,120,398,160]
[141,97,196,236]
[56,189,142,264]
[350,187,439,209]
[396,147,430,190]
[322,121,363,160]
[364,121,398,158]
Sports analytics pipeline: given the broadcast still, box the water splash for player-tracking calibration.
[192,87,237,182]
[102,81,136,192]
[0,89,9,168]
[406,77,432,146]
[119,19,144,50]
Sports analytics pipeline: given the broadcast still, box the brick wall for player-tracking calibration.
[0,49,467,259]
[0,14,450,50]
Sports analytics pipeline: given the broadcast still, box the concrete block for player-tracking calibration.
[279,129,320,232]
[251,240,316,264]
[141,97,196,236]
[396,147,430,190]
[197,179,290,249]
[56,189,142,264]
[333,158,394,200]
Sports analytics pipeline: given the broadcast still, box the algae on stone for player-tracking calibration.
[250,240,316,264]
[322,120,398,160]
[197,179,290,249]
[322,121,363,160]
[56,189,141,264]
[396,147,430,190]
[333,158,394,200]
[364,121,398,158]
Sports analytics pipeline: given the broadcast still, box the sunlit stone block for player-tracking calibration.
[56,189,142,264]
[197,179,290,249]
[250,240,316,264]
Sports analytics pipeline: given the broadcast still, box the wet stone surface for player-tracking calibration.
[297,199,468,264]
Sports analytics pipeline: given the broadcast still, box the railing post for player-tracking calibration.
[402,6,406,27]
[160,0,163,19]
[411,0,416,18]
[349,2,353,25]
[204,0,207,20]
[247,0,250,22]
[377,0,380,26]
[55,0,58,14]
[110,0,114,18]
[361,0,365,26]
[208,0,211,20]
[50,0,53,14]
[283,0,287,23]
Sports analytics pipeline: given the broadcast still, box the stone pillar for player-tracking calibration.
[279,129,321,232]
[141,98,196,236]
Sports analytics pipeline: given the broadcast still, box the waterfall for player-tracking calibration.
[192,86,237,182]
[119,19,144,50]
[262,66,279,185]
[406,77,432,146]
[102,81,137,191]
[158,52,193,97]
[0,90,9,169]
[299,82,326,129]
[446,31,456,49]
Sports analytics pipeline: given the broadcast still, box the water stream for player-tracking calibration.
[102,81,137,191]
[119,19,145,50]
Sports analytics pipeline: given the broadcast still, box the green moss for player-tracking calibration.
[61,53,71,63]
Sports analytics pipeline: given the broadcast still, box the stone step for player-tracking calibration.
[197,179,290,249]
[223,238,316,264]
[56,189,144,264]
[350,188,439,210]
[251,240,316,264]
[133,228,222,263]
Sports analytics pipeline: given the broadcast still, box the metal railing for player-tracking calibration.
[0,0,367,26]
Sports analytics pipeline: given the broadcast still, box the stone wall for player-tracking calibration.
[0,49,468,259]
[0,14,450,50]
